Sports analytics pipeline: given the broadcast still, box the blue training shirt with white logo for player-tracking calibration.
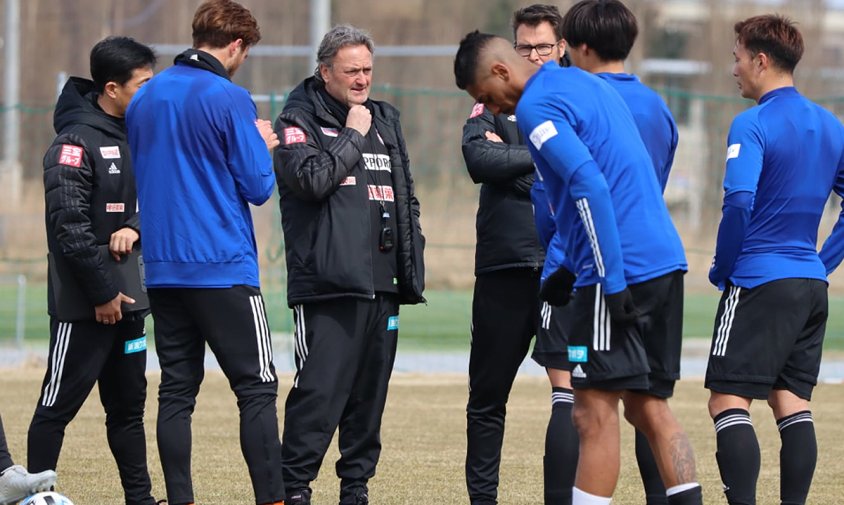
[516,63,686,294]
[712,86,844,288]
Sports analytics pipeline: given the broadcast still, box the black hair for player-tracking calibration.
[90,36,157,93]
[454,30,497,90]
[561,0,638,61]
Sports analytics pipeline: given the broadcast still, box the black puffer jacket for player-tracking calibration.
[44,77,141,318]
[461,105,544,275]
[273,77,425,306]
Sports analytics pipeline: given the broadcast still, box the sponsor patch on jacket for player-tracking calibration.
[284,127,307,144]
[529,120,558,150]
[362,153,392,172]
[108,162,120,175]
[469,103,484,118]
[99,146,120,159]
[124,336,147,354]
[726,143,741,160]
[320,127,339,137]
[367,185,395,202]
[106,203,125,213]
[507,114,517,122]
[568,346,588,363]
[340,176,356,186]
[387,316,399,331]
[58,144,83,167]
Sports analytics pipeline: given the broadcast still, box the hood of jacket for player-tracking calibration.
[53,76,125,140]
[285,77,345,128]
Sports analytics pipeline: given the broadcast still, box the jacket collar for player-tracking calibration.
[174,49,230,81]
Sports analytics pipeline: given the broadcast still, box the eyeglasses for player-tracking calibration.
[514,42,560,57]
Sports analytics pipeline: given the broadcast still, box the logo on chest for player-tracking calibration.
[367,185,394,202]
[100,146,121,159]
[107,162,121,175]
[106,203,125,213]
[362,153,392,172]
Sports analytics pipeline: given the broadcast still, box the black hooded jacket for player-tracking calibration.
[460,55,572,276]
[273,77,425,306]
[461,106,544,275]
[44,77,141,318]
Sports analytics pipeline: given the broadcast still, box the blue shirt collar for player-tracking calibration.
[759,86,798,104]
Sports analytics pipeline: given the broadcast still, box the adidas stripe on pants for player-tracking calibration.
[149,286,285,505]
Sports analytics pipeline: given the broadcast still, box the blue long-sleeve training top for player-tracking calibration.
[711,86,844,289]
[126,60,275,288]
[516,63,686,294]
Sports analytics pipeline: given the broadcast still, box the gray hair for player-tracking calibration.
[313,24,375,82]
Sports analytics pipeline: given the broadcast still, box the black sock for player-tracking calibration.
[778,411,816,505]
[544,387,577,505]
[667,485,702,505]
[714,408,759,505]
[635,429,667,505]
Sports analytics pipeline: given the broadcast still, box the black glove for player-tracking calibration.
[539,267,576,306]
[605,288,639,326]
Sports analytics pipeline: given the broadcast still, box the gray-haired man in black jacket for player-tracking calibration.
[273,24,425,505]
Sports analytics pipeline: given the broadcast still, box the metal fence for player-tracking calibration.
[2,85,844,343]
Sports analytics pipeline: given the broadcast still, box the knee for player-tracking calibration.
[624,397,674,436]
[159,371,204,399]
[708,392,749,419]
[572,402,616,439]
[466,385,509,416]
[232,381,279,408]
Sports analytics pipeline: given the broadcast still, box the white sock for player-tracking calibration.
[573,486,612,505]
[666,482,701,496]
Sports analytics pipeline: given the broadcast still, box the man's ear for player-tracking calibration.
[103,81,119,100]
[229,38,244,56]
[490,62,510,81]
[755,51,770,72]
[319,63,330,82]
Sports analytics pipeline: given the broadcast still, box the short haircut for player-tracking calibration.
[454,31,497,90]
[314,24,375,82]
[561,0,638,61]
[512,4,564,41]
[192,0,261,49]
[735,15,804,73]
[90,36,157,93]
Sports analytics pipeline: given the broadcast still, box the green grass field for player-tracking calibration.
[2,370,844,504]
[4,285,844,353]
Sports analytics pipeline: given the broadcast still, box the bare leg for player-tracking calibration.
[623,392,696,488]
[572,389,621,497]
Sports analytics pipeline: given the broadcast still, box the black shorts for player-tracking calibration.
[532,301,571,371]
[705,278,827,400]
[567,270,684,398]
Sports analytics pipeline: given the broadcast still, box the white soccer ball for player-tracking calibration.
[20,492,75,505]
